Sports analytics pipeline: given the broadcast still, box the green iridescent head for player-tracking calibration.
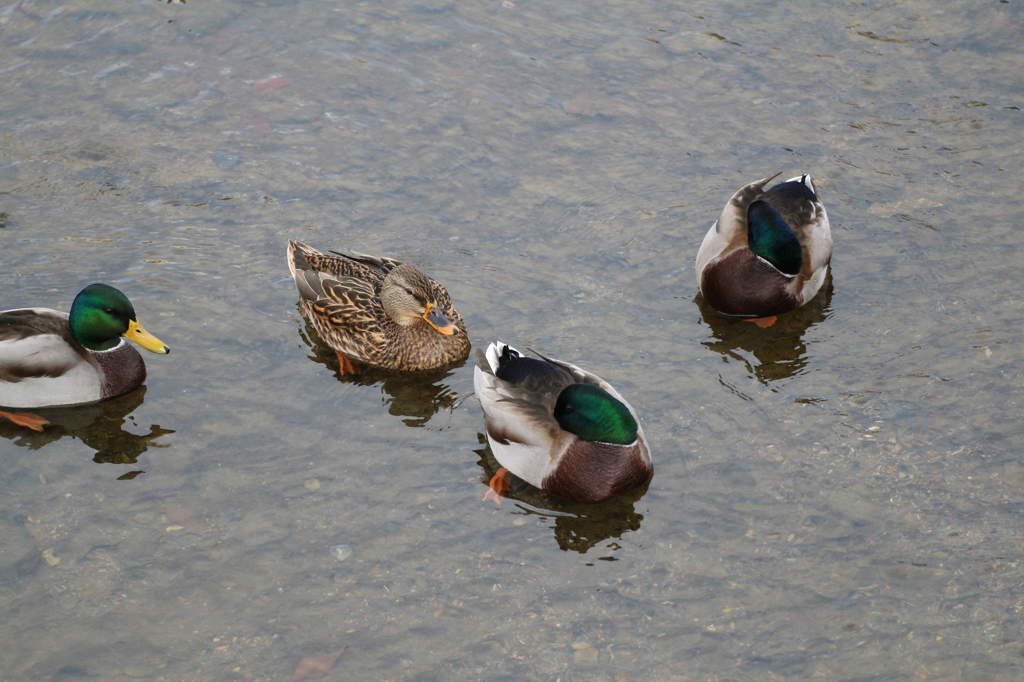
[69,283,169,354]
[747,200,802,276]
[553,383,638,445]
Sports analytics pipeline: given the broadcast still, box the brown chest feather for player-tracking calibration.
[95,344,147,399]
[381,321,470,371]
[543,439,651,503]
[700,250,800,318]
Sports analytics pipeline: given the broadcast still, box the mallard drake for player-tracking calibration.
[0,283,169,430]
[696,173,832,327]
[287,240,470,373]
[473,341,652,503]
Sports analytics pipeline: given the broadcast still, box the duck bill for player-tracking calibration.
[423,305,457,336]
[124,319,170,354]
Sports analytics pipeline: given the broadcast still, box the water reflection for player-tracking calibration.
[297,319,464,427]
[0,387,174,467]
[475,440,648,554]
[696,273,833,383]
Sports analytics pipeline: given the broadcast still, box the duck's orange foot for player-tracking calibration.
[0,411,49,431]
[745,316,778,329]
[483,468,510,503]
[335,352,355,375]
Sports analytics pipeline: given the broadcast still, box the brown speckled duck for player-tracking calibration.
[287,240,470,373]
[696,173,832,327]
[474,341,652,503]
[0,283,169,430]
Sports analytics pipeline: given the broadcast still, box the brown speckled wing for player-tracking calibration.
[307,252,384,282]
[289,240,387,282]
[302,276,388,362]
[333,252,403,279]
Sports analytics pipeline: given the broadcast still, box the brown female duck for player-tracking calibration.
[287,241,469,372]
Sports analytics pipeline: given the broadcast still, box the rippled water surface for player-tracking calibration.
[2,0,1023,679]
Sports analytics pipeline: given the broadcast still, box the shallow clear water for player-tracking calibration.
[2,0,1023,679]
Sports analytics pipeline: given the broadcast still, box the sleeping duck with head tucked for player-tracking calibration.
[287,240,470,373]
[696,173,832,328]
[474,341,652,503]
[0,283,169,431]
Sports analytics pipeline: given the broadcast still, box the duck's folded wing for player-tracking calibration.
[300,276,387,359]
[0,312,83,382]
[473,362,571,486]
[473,360,563,448]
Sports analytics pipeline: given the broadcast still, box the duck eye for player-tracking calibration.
[105,308,114,314]
[405,288,414,296]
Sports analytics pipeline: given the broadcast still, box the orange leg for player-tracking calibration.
[335,352,355,375]
[744,316,778,329]
[483,468,510,503]
[0,411,48,431]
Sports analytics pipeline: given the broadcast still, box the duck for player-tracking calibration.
[287,240,470,373]
[473,341,652,503]
[0,283,170,430]
[696,172,832,327]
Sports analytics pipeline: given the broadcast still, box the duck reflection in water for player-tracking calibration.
[0,386,173,466]
[474,438,648,554]
[697,272,833,384]
[297,318,464,427]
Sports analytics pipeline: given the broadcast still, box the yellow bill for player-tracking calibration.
[124,319,170,354]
